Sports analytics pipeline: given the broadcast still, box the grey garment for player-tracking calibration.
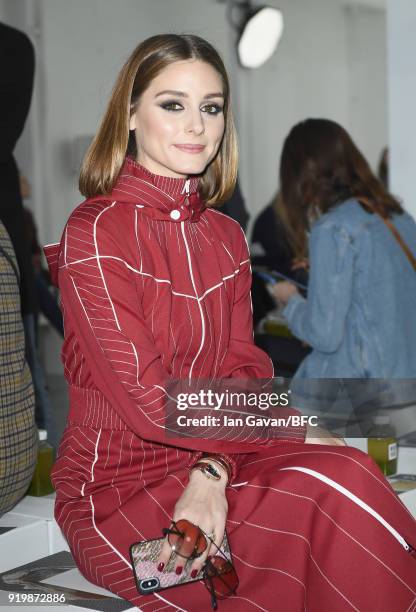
[0,220,37,517]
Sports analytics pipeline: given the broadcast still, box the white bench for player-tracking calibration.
[0,495,136,611]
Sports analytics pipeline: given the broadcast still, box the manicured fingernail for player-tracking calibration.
[191,569,198,578]
[175,566,183,575]
[157,562,165,572]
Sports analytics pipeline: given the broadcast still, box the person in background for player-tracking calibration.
[219,176,249,231]
[21,174,64,338]
[0,219,37,517]
[0,22,57,449]
[251,191,308,286]
[0,22,37,320]
[250,192,310,376]
[250,191,309,333]
[272,118,416,379]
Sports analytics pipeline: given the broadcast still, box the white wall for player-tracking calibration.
[232,0,387,233]
[0,1,26,26]
[345,4,387,172]
[387,0,416,217]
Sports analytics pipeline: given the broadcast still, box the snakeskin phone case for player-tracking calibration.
[130,532,231,594]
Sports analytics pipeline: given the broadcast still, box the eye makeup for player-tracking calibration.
[159,101,183,112]
[159,100,223,115]
[201,103,223,115]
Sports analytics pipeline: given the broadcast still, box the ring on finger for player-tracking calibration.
[205,531,215,542]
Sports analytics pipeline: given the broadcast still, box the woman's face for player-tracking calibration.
[130,59,226,178]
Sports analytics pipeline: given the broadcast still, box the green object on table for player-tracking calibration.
[367,416,398,476]
[263,318,293,338]
[27,429,54,496]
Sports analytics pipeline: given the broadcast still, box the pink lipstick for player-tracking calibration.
[174,144,205,154]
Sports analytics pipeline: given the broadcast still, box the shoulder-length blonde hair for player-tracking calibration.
[79,34,238,206]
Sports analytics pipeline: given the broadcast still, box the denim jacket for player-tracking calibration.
[283,199,416,378]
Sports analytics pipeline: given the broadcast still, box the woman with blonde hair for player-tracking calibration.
[45,37,416,610]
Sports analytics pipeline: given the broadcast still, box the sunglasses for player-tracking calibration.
[162,519,239,609]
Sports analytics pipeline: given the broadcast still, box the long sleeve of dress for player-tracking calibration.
[58,208,305,455]
[218,230,274,378]
[283,220,355,353]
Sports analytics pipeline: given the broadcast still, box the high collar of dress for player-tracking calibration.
[106,157,205,223]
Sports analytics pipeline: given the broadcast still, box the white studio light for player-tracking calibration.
[237,6,284,69]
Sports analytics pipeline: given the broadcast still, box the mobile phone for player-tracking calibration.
[255,269,307,291]
[271,270,307,291]
[255,270,279,285]
[129,531,232,595]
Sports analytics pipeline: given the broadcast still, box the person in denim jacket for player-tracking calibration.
[272,119,416,379]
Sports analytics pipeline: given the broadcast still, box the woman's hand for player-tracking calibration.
[157,465,228,577]
[305,424,346,446]
[271,280,299,305]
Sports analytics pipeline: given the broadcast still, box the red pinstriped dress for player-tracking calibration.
[44,158,416,611]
